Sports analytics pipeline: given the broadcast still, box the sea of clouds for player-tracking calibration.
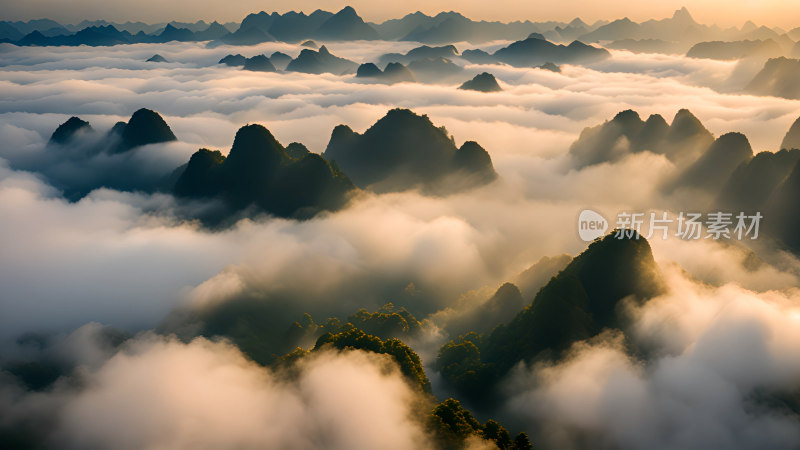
[1,39,799,449]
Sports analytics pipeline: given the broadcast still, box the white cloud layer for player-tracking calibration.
[1,39,800,449]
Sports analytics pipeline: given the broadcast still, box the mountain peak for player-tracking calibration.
[317,5,378,40]
[612,109,642,124]
[672,6,695,22]
[781,116,800,150]
[450,231,665,386]
[670,109,707,134]
[228,124,283,161]
[336,5,357,16]
[670,131,754,193]
[569,18,587,27]
[458,72,502,92]
[49,116,93,144]
[323,108,495,192]
[146,54,168,63]
[115,108,177,152]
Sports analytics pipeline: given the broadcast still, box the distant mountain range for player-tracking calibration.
[3,7,793,51]
[687,39,786,60]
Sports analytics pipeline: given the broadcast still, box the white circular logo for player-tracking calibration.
[578,209,608,241]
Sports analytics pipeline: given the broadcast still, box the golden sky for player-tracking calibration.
[4,0,799,29]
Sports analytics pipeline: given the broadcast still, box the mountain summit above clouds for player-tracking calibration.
[49,117,94,144]
[173,123,354,222]
[436,232,664,404]
[113,108,177,153]
[323,108,497,193]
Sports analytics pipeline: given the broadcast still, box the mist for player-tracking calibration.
[1,21,800,450]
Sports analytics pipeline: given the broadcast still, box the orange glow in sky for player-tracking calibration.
[4,0,800,29]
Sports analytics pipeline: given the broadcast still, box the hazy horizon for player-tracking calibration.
[3,1,800,448]
[3,0,800,29]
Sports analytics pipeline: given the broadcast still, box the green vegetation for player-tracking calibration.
[428,398,532,449]
[346,302,422,338]
[314,327,431,393]
[437,232,663,403]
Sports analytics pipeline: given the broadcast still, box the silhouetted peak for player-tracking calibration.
[356,62,382,77]
[335,6,358,17]
[715,131,751,148]
[467,231,663,383]
[228,124,284,161]
[330,124,357,141]
[668,109,710,138]
[569,18,587,27]
[243,54,276,72]
[219,54,246,66]
[109,121,126,136]
[781,116,800,150]
[377,108,435,130]
[269,51,292,70]
[742,20,757,32]
[285,142,311,159]
[188,148,225,167]
[458,72,502,92]
[486,283,524,311]
[538,62,561,72]
[116,108,176,152]
[382,62,416,82]
[567,40,594,49]
[83,25,120,33]
[383,62,408,73]
[697,131,753,166]
[644,113,668,128]
[24,30,46,40]
[669,131,753,193]
[632,113,669,151]
[567,231,664,301]
[672,7,695,22]
[527,32,546,40]
[324,109,495,193]
[612,109,643,127]
[316,5,378,40]
[173,124,353,220]
[454,141,497,182]
[318,45,330,55]
[49,116,93,144]
[146,54,168,63]
[173,148,226,197]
